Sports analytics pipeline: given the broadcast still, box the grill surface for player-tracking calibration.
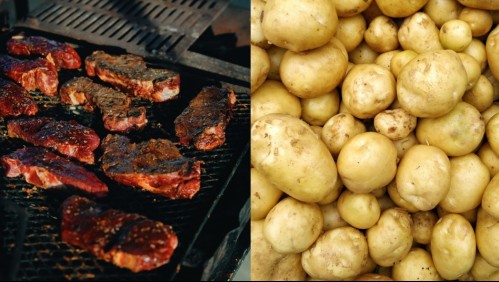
[16,0,230,62]
[0,28,249,280]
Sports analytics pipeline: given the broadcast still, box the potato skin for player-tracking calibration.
[251,44,270,93]
[487,25,499,81]
[471,253,499,281]
[374,108,417,141]
[482,174,499,220]
[431,214,476,280]
[337,190,381,229]
[251,80,301,125]
[251,114,338,203]
[398,12,443,54]
[375,0,429,18]
[251,168,283,220]
[486,113,499,155]
[477,207,499,268]
[411,211,438,245]
[457,0,499,10]
[335,15,367,52]
[392,248,442,281]
[321,113,366,157]
[251,0,270,49]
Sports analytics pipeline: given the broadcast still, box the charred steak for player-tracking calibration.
[60,77,147,133]
[174,86,236,151]
[1,147,108,197]
[61,195,178,272]
[7,35,81,69]
[0,78,38,117]
[101,134,202,199]
[85,51,180,102]
[7,117,100,164]
[0,55,58,95]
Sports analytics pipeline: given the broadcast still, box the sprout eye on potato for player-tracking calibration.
[250,0,499,280]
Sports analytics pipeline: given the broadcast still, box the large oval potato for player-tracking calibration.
[262,0,338,52]
[251,114,338,203]
[397,50,467,118]
[431,214,476,280]
[416,101,485,156]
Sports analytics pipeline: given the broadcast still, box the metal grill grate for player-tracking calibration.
[0,30,249,280]
[16,0,230,62]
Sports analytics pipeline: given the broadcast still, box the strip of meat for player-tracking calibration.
[85,51,180,102]
[7,117,100,164]
[101,134,202,199]
[61,195,178,272]
[0,78,38,117]
[0,55,58,96]
[1,147,108,197]
[174,86,236,151]
[7,35,81,69]
[60,77,147,133]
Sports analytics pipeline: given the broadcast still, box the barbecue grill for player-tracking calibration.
[0,0,250,280]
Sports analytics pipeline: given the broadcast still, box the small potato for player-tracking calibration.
[396,145,451,211]
[439,19,472,52]
[337,132,398,194]
[463,39,488,71]
[302,227,369,280]
[392,248,442,281]
[251,168,283,220]
[262,0,338,52]
[374,108,417,141]
[431,214,476,280]
[387,179,419,212]
[376,0,429,18]
[301,89,340,126]
[348,41,380,64]
[331,0,373,17]
[354,273,393,281]
[367,208,413,267]
[482,174,499,221]
[424,0,463,27]
[486,114,499,155]
[458,53,481,90]
[463,75,494,112]
[251,44,270,93]
[342,64,396,119]
[280,41,348,98]
[320,201,349,231]
[251,220,306,280]
[487,25,499,81]
[321,113,366,157]
[390,49,418,78]
[411,211,438,245]
[263,197,322,254]
[251,114,339,203]
[459,7,493,37]
[266,45,286,81]
[338,190,381,229]
[471,253,499,281]
[416,102,485,156]
[440,154,490,213]
[364,16,399,53]
[392,132,419,160]
[251,0,270,48]
[251,80,301,125]
[478,142,499,176]
[375,50,401,70]
[397,50,467,118]
[398,12,443,54]
[335,15,367,52]
[477,207,499,268]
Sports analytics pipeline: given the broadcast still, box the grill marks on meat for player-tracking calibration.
[85,51,180,102]
[1,147,108,197]
[61,195,178,272]
[0,55,58,96]
[101,134,202,199]
[174,86,236,151]
[7,117,100,164]
[7,36,81,69]
[0,78,38,117]
[60,77,147,132]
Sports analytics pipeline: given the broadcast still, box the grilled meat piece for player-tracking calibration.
[0,78,38,117]
[101,134,203,199]
[0,55,58,96]
[7,117,100,164]
[7,35,81,69]
[1,147,108,197]
[60,77,147,132]
[61,195,178,272]
[174,86,236,151]
[85,51,180,102]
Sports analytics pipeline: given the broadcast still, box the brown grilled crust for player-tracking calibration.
[0,78,38,117]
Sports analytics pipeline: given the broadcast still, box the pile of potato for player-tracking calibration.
[250,0,499,280]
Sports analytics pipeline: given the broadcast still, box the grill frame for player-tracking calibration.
[0,26,250,281]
